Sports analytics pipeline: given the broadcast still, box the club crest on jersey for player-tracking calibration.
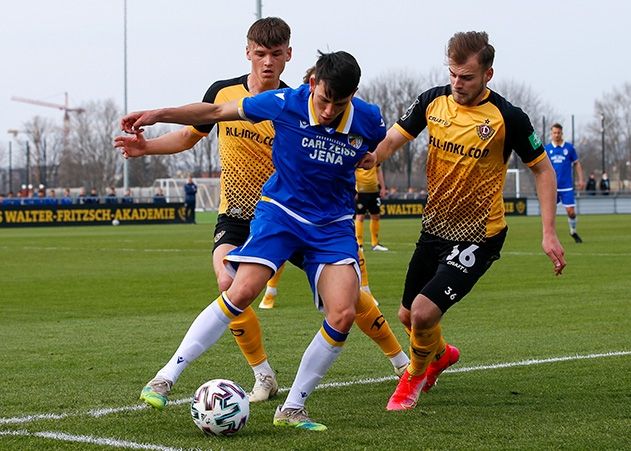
[348,134,363,149]
[476,120,495,141]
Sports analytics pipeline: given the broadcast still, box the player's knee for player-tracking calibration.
[410,304,440,330]
[327,306,356,333]
[217,272,233,292]
[225,283,260,308]
[398,306,411,328]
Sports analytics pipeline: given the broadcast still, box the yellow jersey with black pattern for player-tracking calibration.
[395,85,546,242]
[355,166,380,193]
[190,74,289,220]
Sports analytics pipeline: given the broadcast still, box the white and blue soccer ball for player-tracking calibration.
[190,379,249,436]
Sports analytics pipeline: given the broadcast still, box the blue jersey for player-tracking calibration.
[545,141,578,191]
[240,84,386,225]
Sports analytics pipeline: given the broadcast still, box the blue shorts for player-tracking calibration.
[224,200,360,310]
[557,189,576,207]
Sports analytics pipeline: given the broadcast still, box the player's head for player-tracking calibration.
[302,65,315,84]
[246,17,292,83]
[308,51,360,126]
[551,123,564,143]
[447,31,495,106]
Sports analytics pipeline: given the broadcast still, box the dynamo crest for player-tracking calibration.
[348,134,363,149]
[476,120,495,141]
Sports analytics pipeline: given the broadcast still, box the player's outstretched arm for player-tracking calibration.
[113,127,202,159]
[530,158,566,276]
[120,101,241,133]
[375,127,409,164]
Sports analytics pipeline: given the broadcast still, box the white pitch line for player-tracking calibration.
[1,350,628,428]
[0,429,189,451]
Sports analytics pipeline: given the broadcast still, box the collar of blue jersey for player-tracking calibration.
[307,92,355,134]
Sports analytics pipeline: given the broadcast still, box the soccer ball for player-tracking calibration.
[190,379,249,436]
[111,219,120,226]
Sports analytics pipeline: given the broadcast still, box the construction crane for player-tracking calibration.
[11,92,85,145]
[11,92,85,186]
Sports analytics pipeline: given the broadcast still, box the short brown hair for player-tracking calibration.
[447,31,495,69]
[551,123,563,130]
[247,17,291,48]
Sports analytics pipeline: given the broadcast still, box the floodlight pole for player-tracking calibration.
[123,0,129,190]
[600,114,606,174]
[256,0,262,19]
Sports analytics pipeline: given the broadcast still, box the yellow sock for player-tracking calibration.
[354,290,402,357]
[370,218,380,247]
[408,323,442,376]
[266,263,285,289]
[229,306,267,367]
[355,218,364,247]
[358,246,370,288]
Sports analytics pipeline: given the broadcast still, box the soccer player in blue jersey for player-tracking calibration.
[545,123,585,243]
[121,51,386,431]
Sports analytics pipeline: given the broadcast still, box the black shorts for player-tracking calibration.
[212,214,304,269]
[212,214,251,251]
[356,192,382,215]
[401,227,507,313]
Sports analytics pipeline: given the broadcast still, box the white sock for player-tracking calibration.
[569,217,577,234]
[252,360,274,377]
[389,350,410,370]
[157,295,241,384]
[282,322,346,410]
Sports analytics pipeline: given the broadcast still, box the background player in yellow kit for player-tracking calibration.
[355,165,388,251]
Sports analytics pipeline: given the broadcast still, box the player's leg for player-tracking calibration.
[259,263,286,309]
[354,289,409,375]
[274,263,358,431]
[388,231,507,410]
[561,191,582,243]
[141,263,270,409]
[357,246,378,304]
[355,215,365,248]
[212,219,279,402]
[368,196,388,251]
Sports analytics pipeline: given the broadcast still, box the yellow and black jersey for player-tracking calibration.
[355,165,380,193]
[395,84,546,242]
[190,74,289,220]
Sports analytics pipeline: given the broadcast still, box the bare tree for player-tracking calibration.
[590,82,631,183]
[161,127,219,178]
[59,99,122,192]
[22,116,64,187]
[360,70,439,191]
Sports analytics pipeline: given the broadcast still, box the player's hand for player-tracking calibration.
[113,132,148,159]
[120,110,160,134]
[542,233,566,276]
[357,152,376,169]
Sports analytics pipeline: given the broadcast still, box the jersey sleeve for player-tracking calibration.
[366,104,387,151]
[395,86,448,139]
[506,106,546,167]
[241,88,287,123]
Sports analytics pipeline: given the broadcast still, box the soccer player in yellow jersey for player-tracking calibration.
[115,18,408,410]
[372,31,566,411]
[355,165,388,251]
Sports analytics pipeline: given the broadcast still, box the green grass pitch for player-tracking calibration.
[1,214,629,450]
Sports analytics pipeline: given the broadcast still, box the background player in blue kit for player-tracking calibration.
[121,51,386,431]
[545,123,585,243]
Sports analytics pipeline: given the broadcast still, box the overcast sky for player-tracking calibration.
[1,0,629,154]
